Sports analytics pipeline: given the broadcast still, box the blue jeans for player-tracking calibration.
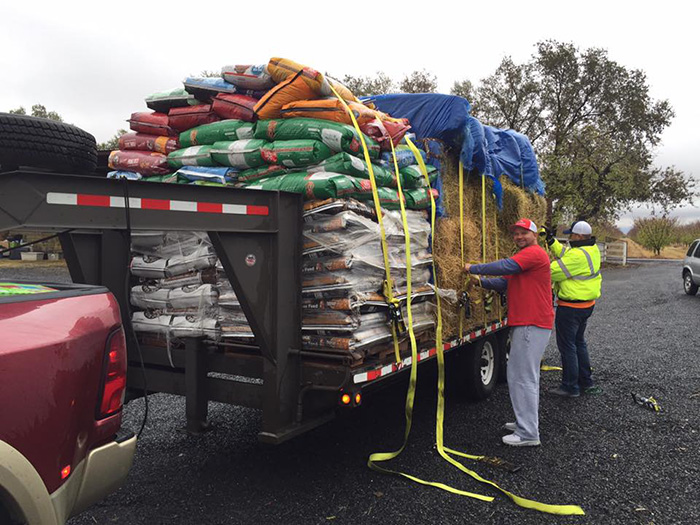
[555,305,595,394]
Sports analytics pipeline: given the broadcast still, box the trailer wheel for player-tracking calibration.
[0,113,97,174]
[496,328,511,383]
[457,337,499,401]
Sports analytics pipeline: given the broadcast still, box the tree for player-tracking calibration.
[470,41,696,223]
[339,69,437,97]
[399,70,437,94]
[199,70,220,78]
[633,216,678,256]
[340,72,395,97]
[97,129,128,151]
[450,79,476,103]
[8,104,63,122]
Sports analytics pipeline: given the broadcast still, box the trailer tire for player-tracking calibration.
[456,337,499,401]
[0,113,97,174]
[496,328,511,383]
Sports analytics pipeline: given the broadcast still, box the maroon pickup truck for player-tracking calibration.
[0,282,136,525]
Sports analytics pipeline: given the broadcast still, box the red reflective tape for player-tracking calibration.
[77,194,110,207]
[198,202,223,214]
[443,343,450,351]
[367,369,382,381]
[141,198,170,211]
[247,205,269,216]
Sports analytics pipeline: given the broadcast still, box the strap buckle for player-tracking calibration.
[383,279,405,332]
[458,291,471,319]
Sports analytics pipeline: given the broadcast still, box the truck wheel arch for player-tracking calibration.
[0,440,58,525]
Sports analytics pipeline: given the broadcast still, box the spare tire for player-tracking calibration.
[0,113,97,173]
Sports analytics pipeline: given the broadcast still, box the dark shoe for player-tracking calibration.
[548,386,580,398]
[583,385,603,395]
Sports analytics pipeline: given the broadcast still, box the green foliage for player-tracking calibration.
[340,69,437,96]
[470,40,696,222]
[672,220,700,246]
[340,72,395,97]
[97,129,128,151]
[199,70,220,78]
[398,69,437,94]
[450,79,475,102]
[632,216,678,256]
[8,104,63,122]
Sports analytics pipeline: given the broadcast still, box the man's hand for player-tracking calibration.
[539,226,555,245]
[463,263,473,273]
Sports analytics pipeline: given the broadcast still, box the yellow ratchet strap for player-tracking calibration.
[481,172,487,263]
[493,193,502,323]
[541,365,563,371]
[458,161,466,338]
[328,85,401,363]
[327,104,489,500]
[405,139,584,516]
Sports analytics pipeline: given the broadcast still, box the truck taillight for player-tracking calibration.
[98,327,127,419]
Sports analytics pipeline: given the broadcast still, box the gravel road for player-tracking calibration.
[5,261,698,524]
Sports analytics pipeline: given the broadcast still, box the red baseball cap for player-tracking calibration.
[510,218,538,233]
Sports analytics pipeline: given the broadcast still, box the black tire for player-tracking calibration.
[496,328,511,383]
[455,337,499,401]
[683,271,699,296]
[0,113,97,174]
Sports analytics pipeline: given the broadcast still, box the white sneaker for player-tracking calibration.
[502,433,540,447]
[503,422,517,432]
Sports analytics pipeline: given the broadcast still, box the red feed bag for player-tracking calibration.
[118,132,179,154]
[129,112,177,137]
[211,94,257,122]
[108,150,171,176]
[167,105,220,133]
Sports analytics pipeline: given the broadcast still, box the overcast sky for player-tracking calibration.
[2,0,697,229]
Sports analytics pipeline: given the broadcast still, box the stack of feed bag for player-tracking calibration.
[128,231,255,345]
[106,57,549,363]
[300,198,435,362]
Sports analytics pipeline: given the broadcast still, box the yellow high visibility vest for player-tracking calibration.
[549,239,602,301]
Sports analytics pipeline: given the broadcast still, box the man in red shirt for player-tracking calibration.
[464,218,554,446]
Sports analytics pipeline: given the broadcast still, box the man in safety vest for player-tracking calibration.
[541,220,603,397]
[465,218,554,447]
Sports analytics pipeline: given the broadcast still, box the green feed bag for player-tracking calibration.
[245,172,372,200]
[261,140,333,168]
[211,139,267,169]
[167,146,216,169]
[255,118,380,158]
[179,120,255,147]
[307,152,395,188]
[398,164,438,189]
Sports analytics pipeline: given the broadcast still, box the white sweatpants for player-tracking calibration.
[507,325,552,441]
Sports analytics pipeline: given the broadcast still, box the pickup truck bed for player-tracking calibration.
[0,282,136,525]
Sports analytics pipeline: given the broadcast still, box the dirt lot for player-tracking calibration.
[4,261,698,524]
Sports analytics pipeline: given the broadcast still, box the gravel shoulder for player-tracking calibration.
[7,261,697,525]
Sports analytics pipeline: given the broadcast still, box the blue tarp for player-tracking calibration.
[364,93,545,205]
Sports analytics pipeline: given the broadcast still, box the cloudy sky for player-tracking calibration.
[2,0,697,229]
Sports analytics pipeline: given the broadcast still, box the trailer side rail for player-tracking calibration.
[353,320,508,385]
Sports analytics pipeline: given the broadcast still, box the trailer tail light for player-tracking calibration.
[61,465,71,480]
[98,327,127,419]
[339,391,362,407]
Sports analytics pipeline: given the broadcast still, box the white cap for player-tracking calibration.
[563,221,592,235]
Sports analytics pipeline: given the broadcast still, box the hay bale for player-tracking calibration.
[431,146,546,338]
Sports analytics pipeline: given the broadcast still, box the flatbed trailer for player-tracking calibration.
[0,169,509,444]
